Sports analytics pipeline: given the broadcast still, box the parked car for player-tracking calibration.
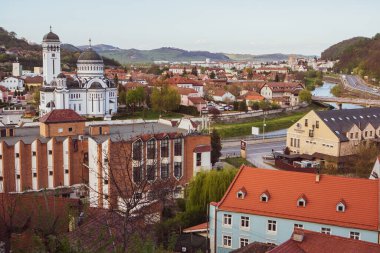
[217,105,225,111]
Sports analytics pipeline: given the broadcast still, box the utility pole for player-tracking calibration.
[263,111,266,141]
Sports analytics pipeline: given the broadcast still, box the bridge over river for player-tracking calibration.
[312,96,380,107]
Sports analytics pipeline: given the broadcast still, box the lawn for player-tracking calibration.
[213,110,310,139]
[223,157,255,168]
[112,110,183,120]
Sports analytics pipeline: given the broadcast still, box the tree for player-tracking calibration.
[33,90,40,105]
[118,90,126,105]
[233,101,239,111]
[238,100,248,112]
[259,100,271,111]
[211,129,222,165]
[299,89,312,104]
[246,68,253,80]
[208,107,220,121]
[347,142,380,178]
[151,85,180,113]
[209,71,216,79]
[191,66,198,76]
[126,87,145,113]
[250,101,260,110]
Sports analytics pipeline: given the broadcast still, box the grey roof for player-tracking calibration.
[315,108,380,141]
[78,48,103,61]
[57,73,66,78]
[43,32,60,42]
[88,82,103,89]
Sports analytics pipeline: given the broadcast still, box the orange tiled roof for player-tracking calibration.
[269,228,380,253]
[183,222,208,233]
[39,109,86,123]
[176,87,198,95]
[217,166,379,231]
[188,96,206,105]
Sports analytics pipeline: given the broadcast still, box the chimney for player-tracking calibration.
[315,168,320,183]
[292,230,304,242]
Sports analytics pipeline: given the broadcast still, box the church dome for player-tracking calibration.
[88,82,103,89]
[78,48,103,61]
[43,32,60,42]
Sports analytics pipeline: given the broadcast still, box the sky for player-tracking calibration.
[1,0,380,56]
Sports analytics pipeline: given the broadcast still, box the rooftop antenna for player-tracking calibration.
[50,25,52,32]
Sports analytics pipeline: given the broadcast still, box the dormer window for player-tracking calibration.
[237,187,247,199]
[260,191,270,202]
[297,195,307,207]
[336,200,346,212]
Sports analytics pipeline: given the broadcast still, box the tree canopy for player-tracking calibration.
[299,89,312,104]
[151,85,180,113]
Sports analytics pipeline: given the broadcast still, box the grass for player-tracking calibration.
[112,110,183,120]
[213,109,314,139]
[223,157,255,168]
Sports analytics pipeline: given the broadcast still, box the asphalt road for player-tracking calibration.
[222,140,286,169]
[343,75,380,96]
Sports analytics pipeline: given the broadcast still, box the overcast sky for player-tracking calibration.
[1,0,379,55]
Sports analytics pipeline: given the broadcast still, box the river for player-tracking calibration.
[312,82,362,109]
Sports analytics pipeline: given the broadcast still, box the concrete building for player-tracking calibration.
[208,166,380,253]
[286,108,380,168]
[0,110,211,205]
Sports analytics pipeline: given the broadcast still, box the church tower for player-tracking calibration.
[42,26,61,84]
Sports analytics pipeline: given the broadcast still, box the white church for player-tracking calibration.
[39,28,118,117]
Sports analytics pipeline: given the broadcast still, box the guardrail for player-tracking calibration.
[222,133,286,142]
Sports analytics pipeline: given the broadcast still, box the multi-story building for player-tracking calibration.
[0,109,212,201]
[260,82,303,107]
[286,108,380,167]
[208,166,380,253]
[0,77,24,91]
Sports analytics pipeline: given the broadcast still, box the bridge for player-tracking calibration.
[312,96,380,107]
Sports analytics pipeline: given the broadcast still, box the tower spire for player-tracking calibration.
[50,25,52,32]
[89,38,92,48]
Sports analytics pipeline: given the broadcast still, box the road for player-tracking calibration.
[343,75,380,96]
[222,139,286,170]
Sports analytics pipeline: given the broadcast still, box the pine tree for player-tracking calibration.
[211,129,222,165]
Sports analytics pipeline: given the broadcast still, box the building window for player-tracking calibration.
[15,153,19,158]
[223,214,232,226]
[237,190,245,199]
[196,153,202,166]
[241,216,249,228]
[16,174,20,179]
[370,131,373,137]
[58,128,63,133]
[174,139,182,156]
[267,220,277,233]
[365,131,368,137]
[0,155,2,159]
[297,198,306,207]
[309,130,314,137]
[290,138,293,147]
[133,165,142,183]
[104,179,108,185]
[49,171,53,176]
[355,132,359,138]
[161,163,169,179]
[32,151,36,156]
[33,173,37,178]
[132,141,142,160]
[48,150,52,155]
[294,224,303,229]
[161,138,169,157]
[350,133,353,139]
[68,127,73,132]
[147,139,156,159]
[65,169,69,174]
[223,235,232,248]
[146,165,156,181]
[316,121,319,128]
[240,238,249,248]
[321,227,331,235]
[336,202,346,212]
[304,119,308,127]
[174,162,182,179]
[350,231,360,240]
[260,193,269,202]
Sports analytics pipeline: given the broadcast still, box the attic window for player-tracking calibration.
[359,116,364,119]
[373,115,377,118]
[336,201,346,212]
[346,117,350,120]
[260,192,269,202]
[338,117,343,120]
[237,187,247,199]
[353,116,357,119]
[323,118,328,122]
[331,118,335,121]
[297,197,306,207]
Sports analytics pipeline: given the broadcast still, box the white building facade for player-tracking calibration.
[39,29,117,117]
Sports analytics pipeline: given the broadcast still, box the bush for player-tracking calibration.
[175,105,199,116]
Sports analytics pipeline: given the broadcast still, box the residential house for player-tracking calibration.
[268,228,380,253]
[286,108,380,168]
[23,76,43,90]
[260,82,304,106]
[177,87,206,112]
[212,90,236,103]
[237,91,264,106]
[255,67,288,74]
[0,77,24,91]
[209,166,380,252]
[0,85,9,102]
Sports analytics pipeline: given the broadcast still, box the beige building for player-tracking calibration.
[260,82,303,107]
[286,108,380,167]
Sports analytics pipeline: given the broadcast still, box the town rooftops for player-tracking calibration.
[39,109,87,123]
[315,107,380,141]
[268,228,380,253]
[216,165,379,231]
[188,97,206,104]
[262,82,304,92]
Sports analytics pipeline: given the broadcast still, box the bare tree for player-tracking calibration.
[82,134,181,251]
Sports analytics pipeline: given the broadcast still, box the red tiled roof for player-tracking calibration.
[23,76,43,84]
[217,166,379,231]
[39,109,86,123]
[177,87,198,95]
[269,228,380,253]
[183,222,208,233]
[188,96,206,105]
[0,85,7,92]
[167,77,203,86]
[262,82,304,92]
[193,145,211,153]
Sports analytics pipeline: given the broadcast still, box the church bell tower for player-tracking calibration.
[42,26,61,84]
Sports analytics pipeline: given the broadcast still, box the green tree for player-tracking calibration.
[126,87,145,113]
[151,85,180,113]
[348,142,380,178]
[246,68,253,80]
[118,90,126,104]
[33,90,40,105]
[211,129,222,165]
[191,66,198,76]
[209,71,216,79]
[299,89,312,104]
[259,100,271,111]
[238,100,248,112]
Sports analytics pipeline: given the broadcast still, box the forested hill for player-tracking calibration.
[321,34,380,80]
[0,27,120,72]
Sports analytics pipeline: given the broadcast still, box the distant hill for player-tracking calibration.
[61,43,81,52]
[321,34,380,80]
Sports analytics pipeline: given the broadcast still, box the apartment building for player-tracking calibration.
[0,109,212,201]
[208,166,380,253]
[286,108,380,167]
